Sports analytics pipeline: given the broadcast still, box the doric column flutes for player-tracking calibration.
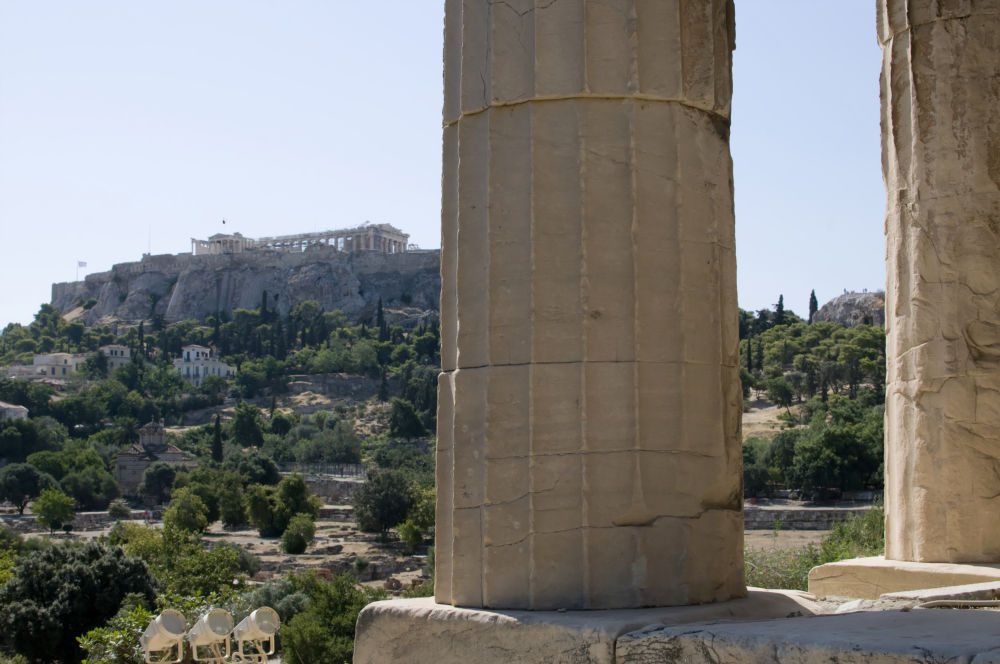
[880,0,1000,563]
[437,0,744,610]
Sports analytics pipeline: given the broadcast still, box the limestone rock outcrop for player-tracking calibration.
[813,291,885,327]
[50,248,440,327]
[436,0,744,610]
[880,0,1000,562]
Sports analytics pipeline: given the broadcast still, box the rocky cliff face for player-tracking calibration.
[814,291,885,327]
[51,248,441,327]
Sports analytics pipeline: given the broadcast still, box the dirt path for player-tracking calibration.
[742,399,791,440]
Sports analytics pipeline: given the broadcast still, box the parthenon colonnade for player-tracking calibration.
[436,0,744,610]
[881,0,1000,563]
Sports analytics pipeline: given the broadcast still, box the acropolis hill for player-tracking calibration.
[50,224,440,327]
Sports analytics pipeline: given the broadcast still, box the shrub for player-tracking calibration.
[819,504,884,562]
[77,604,154,664]
[108,498,133,521]
[281,513,317,554]
[213,541,261,577]
[744,505,885,591]
[744,543,821,591]
[281,573,385,664]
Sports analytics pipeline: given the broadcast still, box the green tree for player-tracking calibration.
[378,369,389,402]
[175,466,221,523]
[808,289,819,324]
[388,398,427,439]
[774,294,785,326]
[397,486,435,553]
[281,513,317,554]
[81,349,109,379]
[269,409,296,436]
[60,466,120,510]
[26,449,68,480]
[0,463,55,515]
[353,469,415,533]
[281,573,385,664]
[218,472,247,527]
[0,541,157,664]
[33,488,76,534]
[765,377,794,412]
[223,449,280,486]
[138,462,176,505]
[232,401,265,447]
[163,486,209,534]
[246,475,321,538]
[109,522,241,597]
[212,413,224,462]
[246,484,284,537]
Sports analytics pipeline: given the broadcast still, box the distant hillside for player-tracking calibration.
[814,290,885,327]
[51,247,441,328]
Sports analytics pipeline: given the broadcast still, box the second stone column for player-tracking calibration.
[437,0,745,610]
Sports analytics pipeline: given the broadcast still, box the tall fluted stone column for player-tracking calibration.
[436,0,743,610]
[881,0,1000,563]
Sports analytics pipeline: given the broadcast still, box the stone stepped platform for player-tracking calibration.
[355,593,1000,663]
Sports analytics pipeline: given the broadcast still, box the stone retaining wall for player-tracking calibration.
[2,505,869,534]
[0,510,159,533]
[744,506,871,530]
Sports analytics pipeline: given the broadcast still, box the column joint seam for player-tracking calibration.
[443,95,728,128]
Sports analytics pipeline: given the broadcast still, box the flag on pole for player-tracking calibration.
[78,261,87,268]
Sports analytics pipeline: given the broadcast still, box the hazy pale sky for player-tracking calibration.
[0,2,884,330]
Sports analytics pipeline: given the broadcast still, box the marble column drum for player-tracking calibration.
[437,0,745,609]
[880,0,1000,563]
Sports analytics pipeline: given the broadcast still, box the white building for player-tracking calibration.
[28,346,131,378]
[100,344,131,371]
[173,345,235,386]
[32,352,87,377]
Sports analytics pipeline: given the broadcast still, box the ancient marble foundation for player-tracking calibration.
[436,0,744,610]
[880,0,1000,563]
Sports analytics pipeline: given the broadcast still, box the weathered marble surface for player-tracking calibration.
[616,610,1000,663]
[437,0,743,610]
[354,596,1000,664]
[880,0,1000,563]
[809,556,1000,600]
[354,592,821,664]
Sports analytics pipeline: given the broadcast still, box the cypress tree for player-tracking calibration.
[212,414,224,463]
[379,369,389,402]
[808,290,819,324]
[775,294,785,326]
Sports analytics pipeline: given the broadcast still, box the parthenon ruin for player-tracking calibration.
[189,222,408,256]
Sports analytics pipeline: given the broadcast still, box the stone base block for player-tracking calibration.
[617,610,1000,663]
[354,594,1000,663]
[353,591,821,664]
[809,556,1000,599]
